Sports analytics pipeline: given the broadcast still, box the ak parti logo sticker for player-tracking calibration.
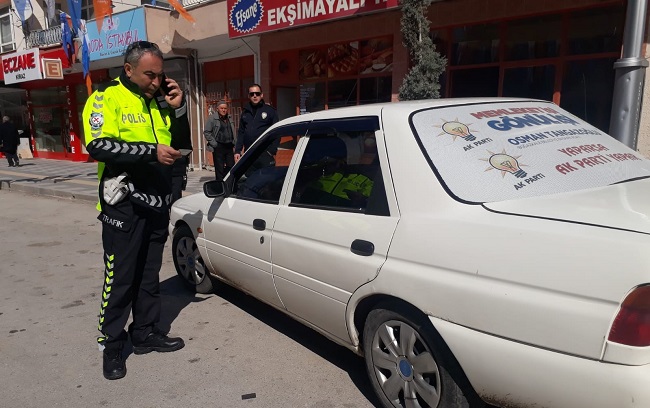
[482,149,527,179]
[436,119,477,141]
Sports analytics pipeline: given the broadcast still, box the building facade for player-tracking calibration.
[0,0,648,166]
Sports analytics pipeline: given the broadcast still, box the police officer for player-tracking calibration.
[234,84,279,163]
[82,40,189,380]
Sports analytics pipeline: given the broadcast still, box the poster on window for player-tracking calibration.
[358,36,393,75]
[299,42,361,80]
[299,48,327,80]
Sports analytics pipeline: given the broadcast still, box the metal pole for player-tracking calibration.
[609,0,649,149]
[192,50,204,171]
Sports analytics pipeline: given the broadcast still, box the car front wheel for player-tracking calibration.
[363,303,484,408]
[171,225,213,294]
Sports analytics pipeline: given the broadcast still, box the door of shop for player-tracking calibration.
[32,104,70,159]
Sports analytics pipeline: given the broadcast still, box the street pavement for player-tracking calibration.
[0,191,377,408]
[0,157,215,202]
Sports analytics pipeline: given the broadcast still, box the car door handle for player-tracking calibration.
[253,218,266,231]
[351,239,374,257]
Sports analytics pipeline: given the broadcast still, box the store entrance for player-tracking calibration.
[32,105,70,159]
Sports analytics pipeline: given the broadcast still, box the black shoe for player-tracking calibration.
[103,349,126,380]
[132,332,184,355]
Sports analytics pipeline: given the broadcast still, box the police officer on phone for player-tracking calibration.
[82,40,189,381]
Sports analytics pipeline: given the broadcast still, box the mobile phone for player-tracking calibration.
[160,74,172,95]
[179,149,192,157]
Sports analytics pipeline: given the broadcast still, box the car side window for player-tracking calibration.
[291,130,389,215]
[230,130,301,203]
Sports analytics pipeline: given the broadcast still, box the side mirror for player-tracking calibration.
[203,180,225,198]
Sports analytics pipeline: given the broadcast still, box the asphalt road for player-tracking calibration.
[0,190,378,408]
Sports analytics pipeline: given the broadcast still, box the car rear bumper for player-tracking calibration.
[431,316,650,408]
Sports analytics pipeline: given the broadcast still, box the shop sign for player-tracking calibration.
[227,0,399,38]
[85,7,147,61]
[42,58,64,80]
[2,48,42,84]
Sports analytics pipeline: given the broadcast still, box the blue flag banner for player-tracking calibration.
[82,35,90,77]
[14,0,33,24]
[67,0,82,33]
[61,12,74,61]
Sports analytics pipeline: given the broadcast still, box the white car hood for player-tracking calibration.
[483,178,650,235]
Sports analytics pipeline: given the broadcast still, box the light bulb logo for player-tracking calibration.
[436,119,477,141]
[482,149,527,178]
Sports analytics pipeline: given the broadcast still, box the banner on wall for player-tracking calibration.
[86,8,147,61]
[227,0,399,38]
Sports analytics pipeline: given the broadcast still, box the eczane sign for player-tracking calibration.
[2,48,43,84]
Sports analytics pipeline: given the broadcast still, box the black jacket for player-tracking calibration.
[235,100,279,153]
[0,121,20,154]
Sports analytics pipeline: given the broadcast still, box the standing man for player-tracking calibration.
[0,116,21,167]
[203,100,236,180]
[82,40,189,381]
[234,84,279,163]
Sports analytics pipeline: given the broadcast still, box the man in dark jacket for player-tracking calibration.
[204,100,236,180]
[0,116,21,167]
[234,84,279,163]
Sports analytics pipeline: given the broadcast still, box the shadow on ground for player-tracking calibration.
[157,275,381,407]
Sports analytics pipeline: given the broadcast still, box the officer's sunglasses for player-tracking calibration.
[249,92,262,97]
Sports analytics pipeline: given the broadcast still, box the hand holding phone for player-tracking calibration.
[160,74,172,95]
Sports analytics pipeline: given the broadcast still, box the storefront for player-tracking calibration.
[228,0,404,115]
[228,0,629,138]
[0,6,194,162]
[0,46,105,161]
[428,1,626,134]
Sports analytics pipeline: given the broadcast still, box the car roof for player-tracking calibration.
[277,97,542,127]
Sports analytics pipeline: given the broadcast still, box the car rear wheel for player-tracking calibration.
[363,304,484,408]
[172,225,213,294]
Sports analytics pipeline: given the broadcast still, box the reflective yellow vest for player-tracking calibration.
[314,172,373,200]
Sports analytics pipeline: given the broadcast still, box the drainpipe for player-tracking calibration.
[609,0,649,149]
[192,49,204,170]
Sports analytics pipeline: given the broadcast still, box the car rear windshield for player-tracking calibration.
[410,101,650,203]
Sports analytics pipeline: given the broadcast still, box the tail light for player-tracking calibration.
[608,285,650,347]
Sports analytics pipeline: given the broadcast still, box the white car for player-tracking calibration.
[170,98,650,408]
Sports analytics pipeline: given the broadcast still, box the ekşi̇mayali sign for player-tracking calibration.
[227,0,399,38]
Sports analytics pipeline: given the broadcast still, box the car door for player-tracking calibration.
[202,125,304,308]
[271,117,399,342]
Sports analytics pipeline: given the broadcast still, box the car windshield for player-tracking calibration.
[411,100,650,203]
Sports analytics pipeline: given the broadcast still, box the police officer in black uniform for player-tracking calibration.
[234,83,279,163]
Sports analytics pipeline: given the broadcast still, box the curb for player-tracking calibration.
[1,181,99,203]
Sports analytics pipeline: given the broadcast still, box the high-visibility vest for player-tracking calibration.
[314,172,373,200]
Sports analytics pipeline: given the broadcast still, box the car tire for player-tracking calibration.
[171,224,213,294]
[363,303,485,408]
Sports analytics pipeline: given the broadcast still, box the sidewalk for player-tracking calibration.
[0,158,215,203]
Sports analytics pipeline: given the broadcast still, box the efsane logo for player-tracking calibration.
[230,0,264,34]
